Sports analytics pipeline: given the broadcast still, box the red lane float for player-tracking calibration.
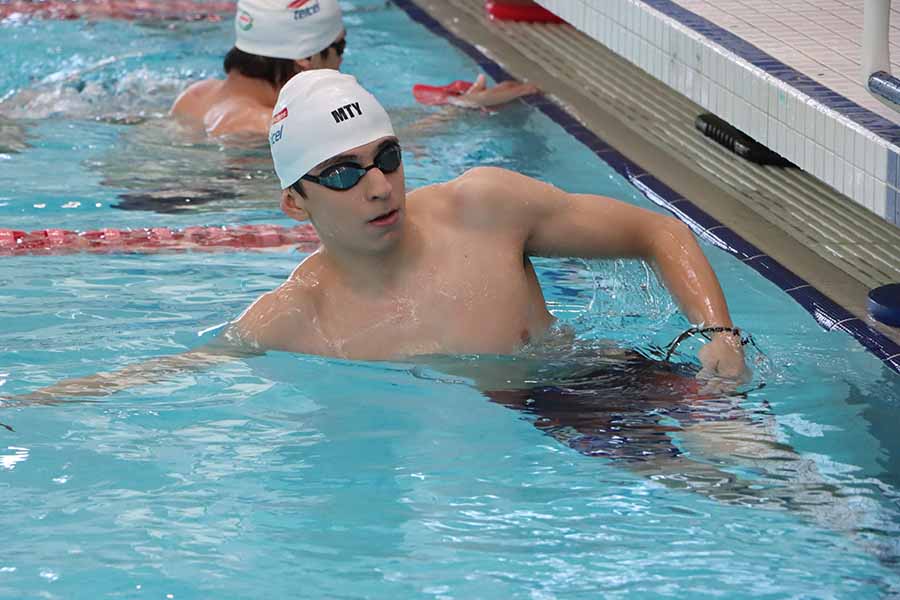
[484,1,564,23]
[0,1,235,21]
[0,224,320,256]
[412,80,474,106]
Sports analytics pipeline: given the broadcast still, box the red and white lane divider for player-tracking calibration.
[0,1,235,21]
[0,224,320,256]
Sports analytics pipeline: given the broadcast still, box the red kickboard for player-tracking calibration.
[484,1,564,23]
[412,80,474,106]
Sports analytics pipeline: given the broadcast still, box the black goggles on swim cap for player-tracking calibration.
[295,142,402,192]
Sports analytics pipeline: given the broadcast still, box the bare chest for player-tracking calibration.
[305,249,552,359]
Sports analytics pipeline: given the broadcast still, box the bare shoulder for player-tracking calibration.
[421,166,560,229]
[230,256,324,352]
[170,79,220,116]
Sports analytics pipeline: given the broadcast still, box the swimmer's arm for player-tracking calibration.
[458,167,746,377]
[4,285,304,407]
[397,75,539,137]
[5,336,253,406]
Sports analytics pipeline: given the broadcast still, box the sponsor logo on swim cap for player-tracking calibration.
[287,0,321,20]
[270,124,285,145]
[272,107,289,125]
[237,10,253,30]
[331,102,362,124]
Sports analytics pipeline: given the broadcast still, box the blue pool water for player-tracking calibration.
[1,1,899,598]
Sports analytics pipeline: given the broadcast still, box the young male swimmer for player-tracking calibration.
[15,68,745,407]
[229,70,746,375]
[171,0,538,136]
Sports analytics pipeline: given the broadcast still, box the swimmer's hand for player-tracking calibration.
[697,333,750,382]
[449,74,539,109]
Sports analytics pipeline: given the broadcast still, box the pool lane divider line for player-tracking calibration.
[394,0,900,375]
[0,224,320,255]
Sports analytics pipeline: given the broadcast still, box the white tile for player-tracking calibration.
[804,98,817,140]
[684,65,694,100]
[805,138,816,173]
[701,76,711,109]
[767,82,778,116]
[843,123,855,166]
[823,150,836,188]
[833,151,845,192]
[752,108,765,141]
[843,161,855,197]
[692,70,702,105]
[739,98,751,132]
[866,174,877,212]
[725,88,735,123]
[774,85,787,123]
[815,107,826,146]
[724,57,735,93]
[865,135,878,176]
[873,179,887,217]
[854,128,867,170]
[775,120,786,156]
[835,120,848,165]
[814,143,825,180]
[785,127,797,162]
[875,143,888,183]
[824,109,836,153]
[854,168,866,208]
[662,18,671,54]
[702,43,713,76]
[717,51,728,85]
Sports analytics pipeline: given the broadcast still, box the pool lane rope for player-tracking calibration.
[0,224,320,256]
[0,1,235,21]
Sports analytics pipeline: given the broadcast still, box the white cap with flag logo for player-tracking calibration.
[235,0,343,60]
[268,70,396,190]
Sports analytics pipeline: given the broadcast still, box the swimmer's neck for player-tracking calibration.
[318,220,423,292]
[222,70,280,109]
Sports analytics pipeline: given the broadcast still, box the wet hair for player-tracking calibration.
[223,46,334,89]
[223,47,300,89]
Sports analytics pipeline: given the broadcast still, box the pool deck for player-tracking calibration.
[401,0,900,371]
[538,0,900,227]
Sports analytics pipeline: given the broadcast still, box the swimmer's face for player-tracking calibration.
[281,136,406,254]
[307,30,345,71]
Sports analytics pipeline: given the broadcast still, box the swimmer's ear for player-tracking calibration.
[281,189,310,222]
[294,58,314,72]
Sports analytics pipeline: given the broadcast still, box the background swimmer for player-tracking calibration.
[170,0,538,137]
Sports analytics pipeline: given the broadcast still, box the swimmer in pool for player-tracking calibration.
[170,0,538,137]
[21,69,745,397]
[225,71,746,378]
[4,68,747,413]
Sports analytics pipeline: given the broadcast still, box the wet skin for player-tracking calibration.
[230,135,743,376]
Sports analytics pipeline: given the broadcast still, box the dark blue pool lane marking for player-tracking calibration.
[392,0,900,375]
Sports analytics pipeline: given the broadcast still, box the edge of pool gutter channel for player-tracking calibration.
[394,0,900,375]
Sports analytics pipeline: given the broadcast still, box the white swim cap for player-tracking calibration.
[235,0,343,60]
[269,70,396,189]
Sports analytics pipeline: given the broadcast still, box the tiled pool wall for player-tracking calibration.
[395,0,900,374]
[536,0,900,226]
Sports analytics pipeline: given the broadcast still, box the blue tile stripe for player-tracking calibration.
[638,0,900,145]
[392,0,900,375]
